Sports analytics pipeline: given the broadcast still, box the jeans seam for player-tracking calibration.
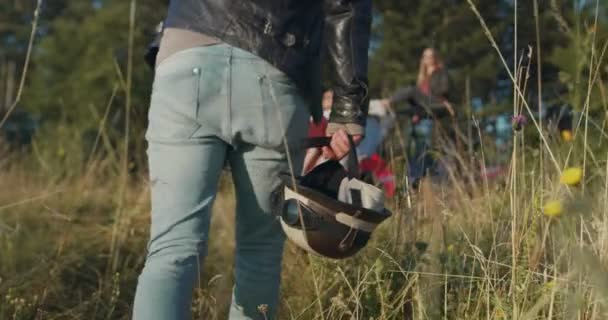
[260,75,271,145]
[195,68,202,121]
[226,49,233,143]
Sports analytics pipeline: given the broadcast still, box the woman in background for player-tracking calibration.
[381,48,454,188]
[383,48,453,117]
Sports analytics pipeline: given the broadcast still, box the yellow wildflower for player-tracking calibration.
[561,130,573,142]
[560,167,583,186]
[543,200,563,217]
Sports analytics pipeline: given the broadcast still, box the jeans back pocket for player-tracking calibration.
[146,64,203,142]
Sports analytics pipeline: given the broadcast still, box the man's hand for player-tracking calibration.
[322,128,363,160]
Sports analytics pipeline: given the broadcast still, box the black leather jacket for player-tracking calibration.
[147,0,372,133]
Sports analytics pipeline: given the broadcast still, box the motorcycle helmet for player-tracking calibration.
[271,137,392,259]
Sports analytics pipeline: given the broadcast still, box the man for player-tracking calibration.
[133,1,371,319]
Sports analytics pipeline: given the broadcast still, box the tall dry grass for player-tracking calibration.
[1,124,608,320]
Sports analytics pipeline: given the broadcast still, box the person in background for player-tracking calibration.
[303,89,332,174]
[357,99,395,159]
[380,48,454,188]
[382,48,454,118]
[357,99,396,196]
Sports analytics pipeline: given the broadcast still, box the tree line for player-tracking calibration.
[0,0,606,138]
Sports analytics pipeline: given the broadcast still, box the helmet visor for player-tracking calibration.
[281,199,322,230]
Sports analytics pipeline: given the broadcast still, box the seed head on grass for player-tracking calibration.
[542,280,556,293]
[511,114,527,131]
[494,307,506,319]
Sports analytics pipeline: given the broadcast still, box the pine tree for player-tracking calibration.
[368,0,577,110]
[15,0,167,164]
[23,0,166,127]
[369,0,509,105]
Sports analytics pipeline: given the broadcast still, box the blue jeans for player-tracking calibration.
[357,115,394,159]
[132,44,309,319]
[408,119,434,182]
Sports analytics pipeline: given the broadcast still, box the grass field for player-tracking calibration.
[1,112,608,320]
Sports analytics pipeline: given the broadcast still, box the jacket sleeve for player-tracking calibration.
[323,0,372,136]
[390,86,415,105]
[430,69,449,98]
